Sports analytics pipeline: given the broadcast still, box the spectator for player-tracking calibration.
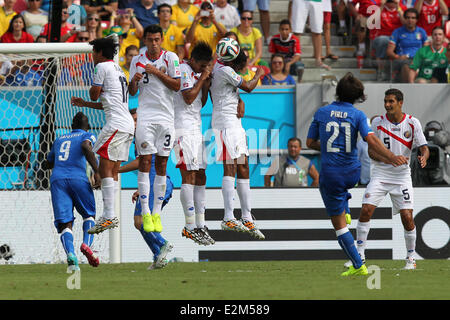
[109,8,143,65]
[371,0,406,81]
[237,48,262,85]
[3,59,42,86]
[264,137,319,187]
[231,10,268,67]
[408,26,448,82]
[289,0,330,70]
[214,0,240,30]
[348,0,381,57]
[21,0,48,40]
[171,0,199,31]
[155,0,176,4]
[386,8,427,82]
[337,0,349,36]
[243,0,271,44]
[66,0,87,27]
[431,47,450,83]
[185,1,226,56]
[262,53,296,85]
[0,13,34,42]
[84,13,103,41]
[323,0,339,62]
[81,0,118,21]
[415,0,448,37]
[121,44,139,80]
[40,4,78,42]
[157,3,185,59]
[75,30,90,42]
[0,0,18,38]
[127,0,158,29]
[268,19,304,82]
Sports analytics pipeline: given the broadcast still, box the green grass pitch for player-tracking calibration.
[1,260,449,300]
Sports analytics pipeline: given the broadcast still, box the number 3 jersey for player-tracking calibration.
[47,129,96,184]
[370,113,427,183]
[129,50,181,125]
[93,61,134,135]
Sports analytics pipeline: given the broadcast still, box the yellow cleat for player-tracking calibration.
[143,213,155,232]
[152,213,163,233]
[345,213,352,225]
[341,264,368,276]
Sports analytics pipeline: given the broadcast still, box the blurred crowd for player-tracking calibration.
[0,0,449,85]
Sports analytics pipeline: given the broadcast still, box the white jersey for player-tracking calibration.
[370,113,427,183]
[174,62,203,133]
[210,60,243,130]
[129,49,181,125]
[92,61,134,135]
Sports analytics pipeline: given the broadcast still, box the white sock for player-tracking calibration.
[137,171,150,215]
[339,20,346,28]
[152,175,166,215]
[356,220,370,259]
[101,177,115,219]
[236,178,252,221]
[194,185,206,228]
[222,176,235,221]
[180,184,195,230]
[114,180,119,197]
[404,227,416,259]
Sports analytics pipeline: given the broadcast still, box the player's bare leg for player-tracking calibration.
[400,209,417,270]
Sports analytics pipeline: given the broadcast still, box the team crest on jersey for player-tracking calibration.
[416,33,421,40]
[160,66,167,73]
[404,130,411,138]
[364,192,370,198]
[141,142,149,149]
[170,35,175,41]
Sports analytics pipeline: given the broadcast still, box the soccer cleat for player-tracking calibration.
[196,226,215,245]
[240,219,265,240]
[344,256,365,268]
[142,213,155,232]
[88,217,119,234]
[80,243,99,267]
[345,213,352,225]
[403,257,416,270]
[0,244,14,261]
[147,259,168,270]
[181,227,207,245]
[341,264,368,276]
[221,219,249,233]
[67,253,80,273]
[152,213,163,233]
[155,241,173,268]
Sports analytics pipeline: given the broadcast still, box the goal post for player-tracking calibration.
[0,42,122,264]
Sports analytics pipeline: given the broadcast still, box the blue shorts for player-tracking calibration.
[50,178,96,230]
[243,0,270,11]
[319,166,360,216]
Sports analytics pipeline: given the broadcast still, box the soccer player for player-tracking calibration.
[119,109,174,269]
[71,37,135,235]
[128,24,181,234]
[354,89,429,270]
[44,112,101,271]
[306,73,409,276]
[210,49,266,240]
[173,41,215,246]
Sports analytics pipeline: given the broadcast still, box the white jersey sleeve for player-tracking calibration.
[93,62,107,87]
[411,117,428,148]
[221,65,243,88]
[166,51,181,79]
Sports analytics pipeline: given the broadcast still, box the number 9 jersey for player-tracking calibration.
[307,101,373,169]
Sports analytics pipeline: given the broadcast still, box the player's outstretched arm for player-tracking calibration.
[82,140,101,188]
[239,67,265,93]
[118,158,139,174]
[182,65,212,105]
[71,97,103,110]
[129,73,143,96]
[366,134,409,167]
[418,145,429,168]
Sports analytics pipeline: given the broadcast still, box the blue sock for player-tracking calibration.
[82,218,95,247]
[60,228,75,256]
[139,225,160,256]
[337,227,363,269]
[153,232,167,247]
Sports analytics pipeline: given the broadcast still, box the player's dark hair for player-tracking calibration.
[335,72,366,104]
[288,137,302,147]
[385,88,403,102]
[90,37,118,60]
[72,112,89,130]
[7,14,27,33]
[431,26,444,34]
[279,19,291,28]
[191,41,213,62]
[144,24,163,38]
[231,49,247,71]
[157,3,172,14]
[223,31,239,44]
[403,8,419,19]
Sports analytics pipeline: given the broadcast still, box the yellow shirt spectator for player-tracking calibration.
[188,22,225,56]
[238,67,261,86]
[171,3,199,31]
[231,26,262,61]
[0,7,17,37]
[162,24,184,54]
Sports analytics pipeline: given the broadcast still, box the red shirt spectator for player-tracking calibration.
[40,23,78,42]
[416,0,448,36]
[370,3,406,40]
[0,14,34,43]
[351,0,382,17]
[1,30,34,42]
[269,33,302,61]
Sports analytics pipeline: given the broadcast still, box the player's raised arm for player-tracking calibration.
[239,67,265,93]
[366,133,408,166]
[71,97,103,110]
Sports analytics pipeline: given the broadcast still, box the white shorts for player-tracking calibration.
[174,131,207,171]
[291,0,324,34]
[93,129,133,162]
[214,127,249,162]
[135,122,175,157]
[362,179,414,215]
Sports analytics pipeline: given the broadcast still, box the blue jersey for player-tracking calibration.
[389,26,427,58]
[47,129,97,183]
[307,101,372,169]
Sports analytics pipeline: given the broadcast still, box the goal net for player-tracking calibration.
[0,43,110,265]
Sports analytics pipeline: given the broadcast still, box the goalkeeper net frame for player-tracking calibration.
[0,42,121,265]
